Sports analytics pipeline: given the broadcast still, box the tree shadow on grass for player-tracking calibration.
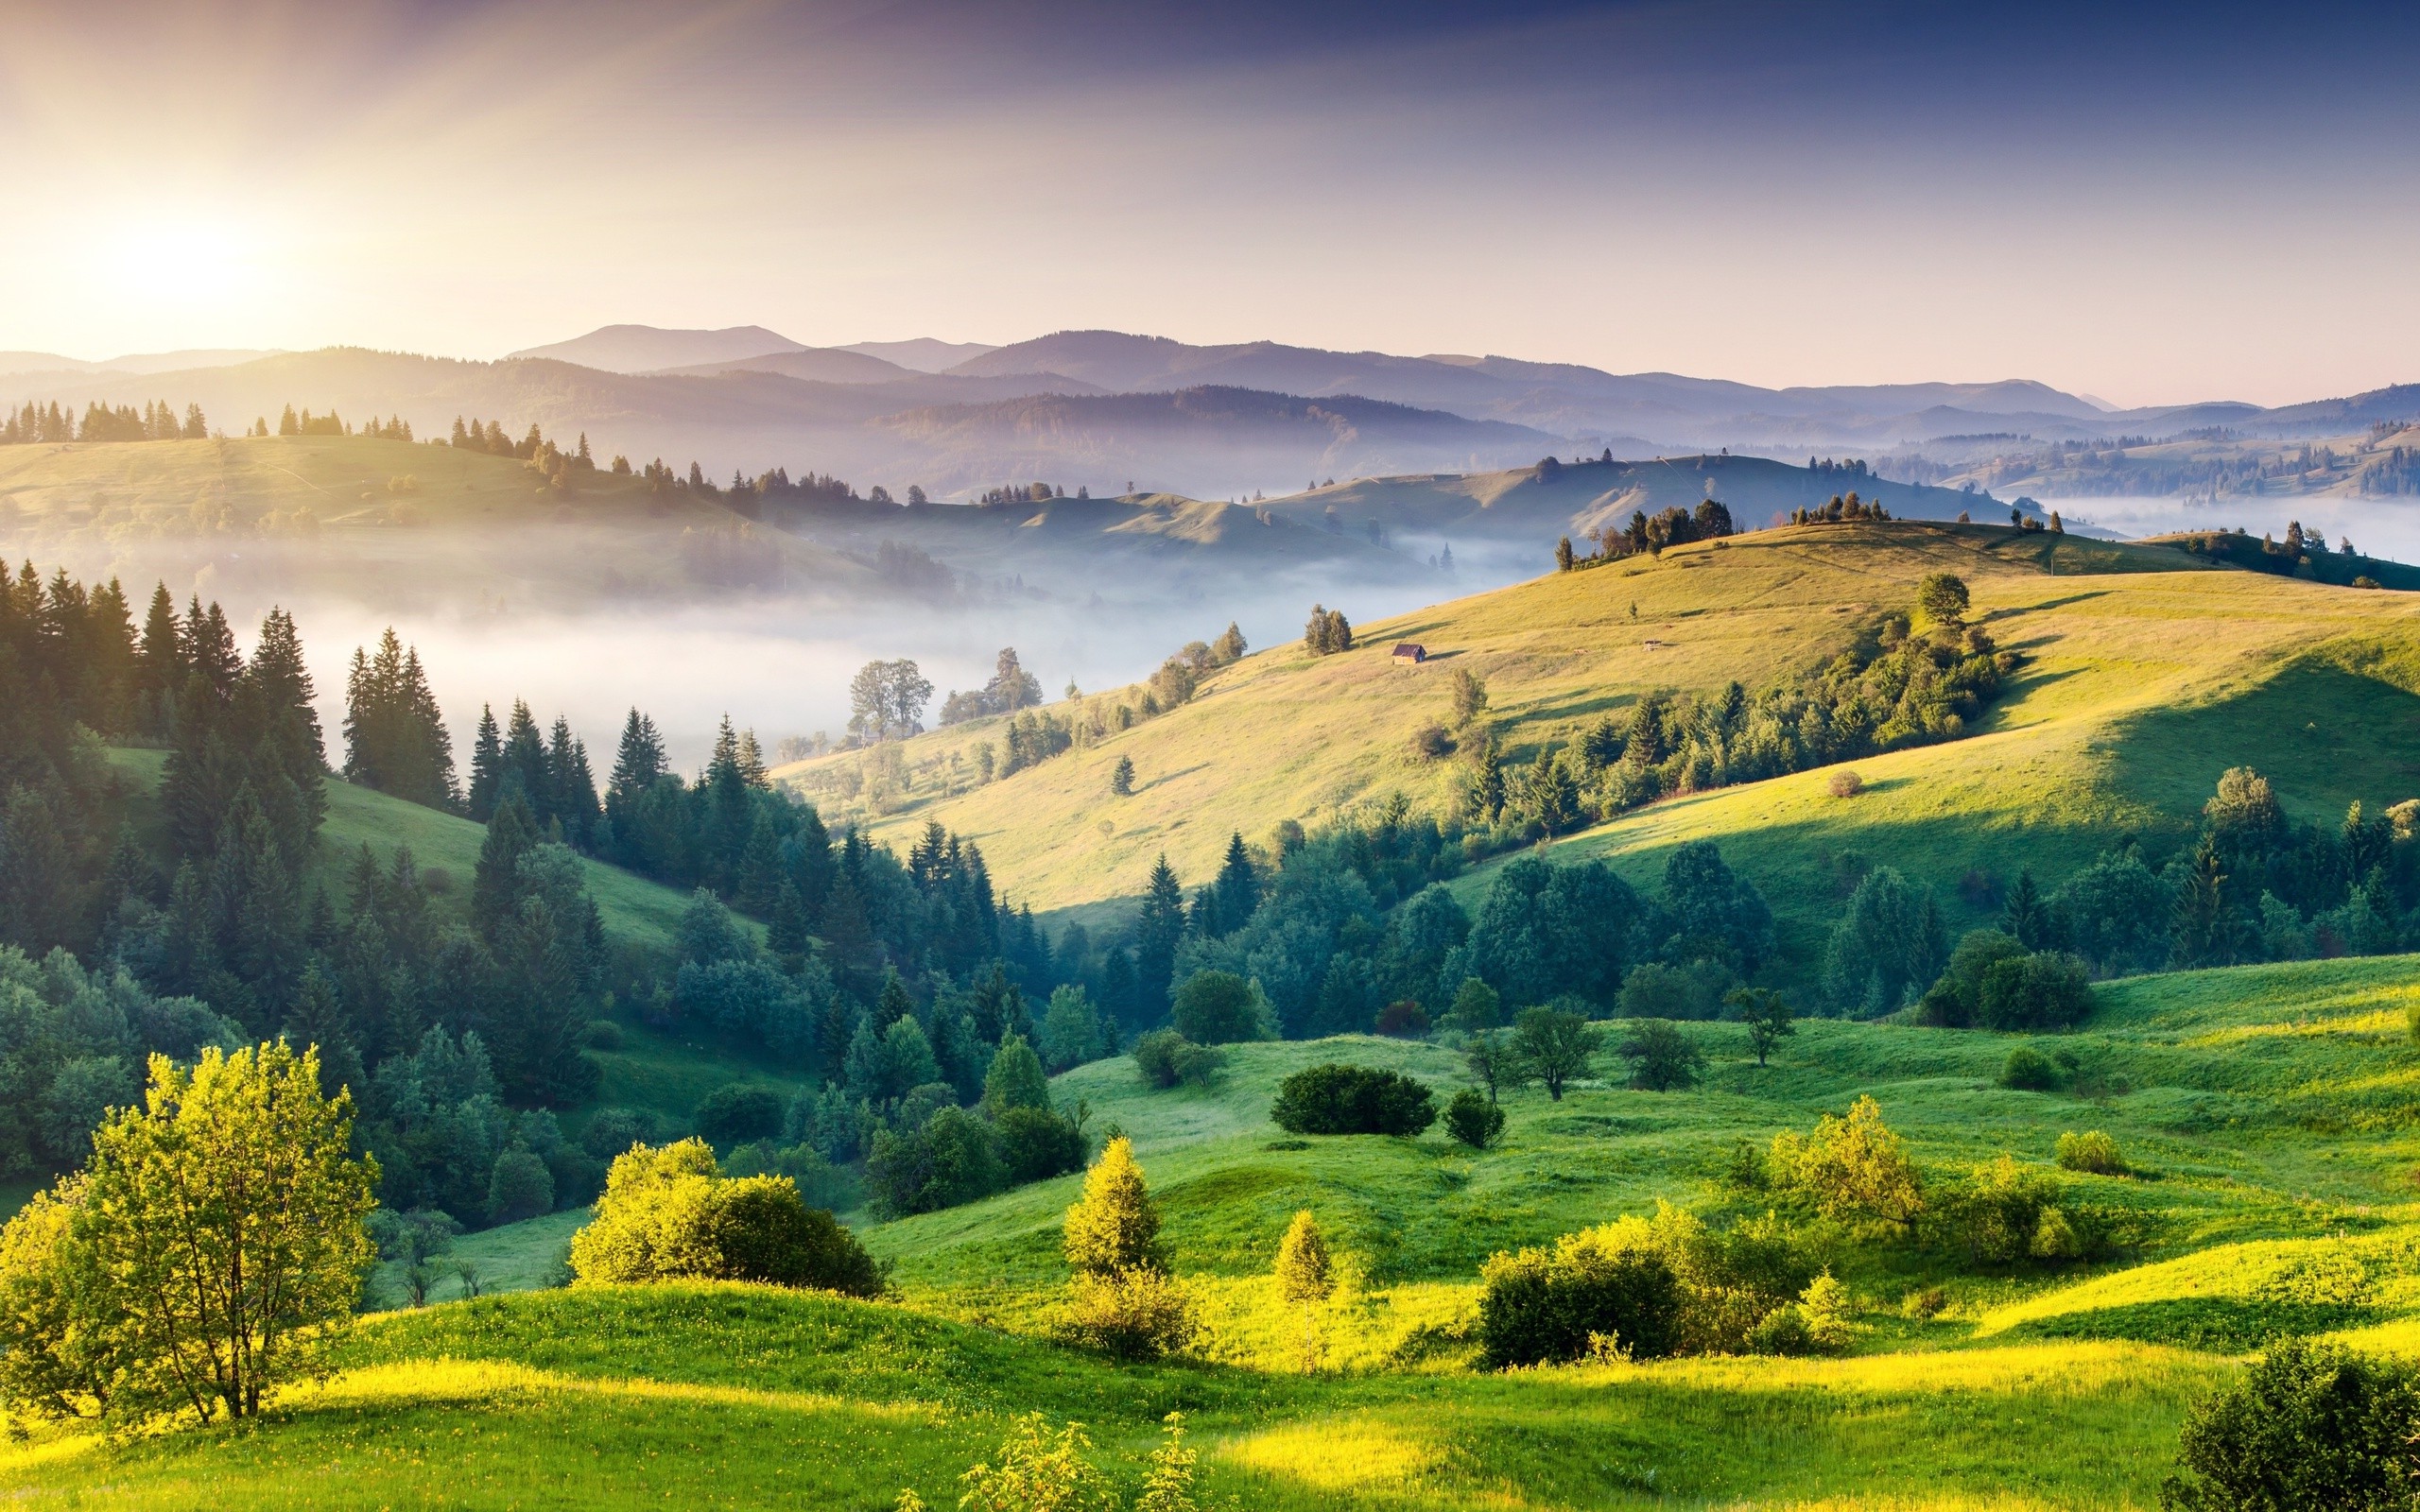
[2000,1297,2375,1351]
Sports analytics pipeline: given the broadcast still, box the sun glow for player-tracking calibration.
[99,215,265,301]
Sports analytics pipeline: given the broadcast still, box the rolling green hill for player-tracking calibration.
[775,520,2420,969]
[17,950,2420,1506]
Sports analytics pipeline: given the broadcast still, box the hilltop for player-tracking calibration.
[776,519,2420,962]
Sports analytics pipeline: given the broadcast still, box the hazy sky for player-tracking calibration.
[5,0,2416,405]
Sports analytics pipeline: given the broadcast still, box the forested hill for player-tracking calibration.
[778,517,2420,974]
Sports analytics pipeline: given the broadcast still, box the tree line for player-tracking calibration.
[1,400,207,446]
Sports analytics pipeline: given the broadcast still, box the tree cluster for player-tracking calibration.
[1,400,207,446]
[1303,605,1354,655]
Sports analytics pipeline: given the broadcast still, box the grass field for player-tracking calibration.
[13,950,2418,1507]
[775,521,2420,971]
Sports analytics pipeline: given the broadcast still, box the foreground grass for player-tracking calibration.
[0,1284,2219,1510]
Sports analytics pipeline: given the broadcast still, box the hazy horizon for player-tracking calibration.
[9,1,2420,408]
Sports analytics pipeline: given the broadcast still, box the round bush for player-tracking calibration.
[581,1019,625,1051]
[486,1146,555,1225]
[1131,1028,1187,1089]
[1270,1063,1437,1137]
[1171,971,1261,1044]
[2055,1129,2127,1175]
[994,1104,1089,1185]
[1979,952,2095,1032]
[1827,769,1865,799]
[580,1107,654,1160]
[1443,1089,1505,1149]
[702,1177,884,1296]
[1478,1229,1682,1366]
[1999,1046,2060,1091]
[695,1084,785,1146]
[2164,1339,2420,1511]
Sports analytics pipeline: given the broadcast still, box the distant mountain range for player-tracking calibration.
[2,323,2411,502]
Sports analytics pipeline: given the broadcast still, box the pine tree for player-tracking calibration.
[501,701,548,823]
[1474,742,1505,820]
[1063,1137,1167,1278]
[1111,755,1134,796]
[1274,1210,1335,1371]
[134,583,182,736]
[1214,832,1257,931]
[466,705,503,821]
[1133,855,1186,1022]
[609,709,666,797]
[546,717,597,848]
[472,792,541,938]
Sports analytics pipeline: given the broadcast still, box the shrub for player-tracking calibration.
[1944,1154,2094,1268]
[1448,977,1502,1032]
[1170,1040,1224,1087]
[1374,999,1430,1037]
[1999,1046,2061,1091]
[1978,952,2095,1032]
[2163,1338,2420,1512]
[1131,1028,1187,1089]
[865,1107,1005,1217]
[1618,1019,1704,1091]
[994,1105,1089,1185]
[694,1084,785,1147]
[2056,1129,2128,1175]
[1478,1226,1684,1366]
[1918,929,2028,1027]
[1063,1266,1198,1361]
[1270,1064,1437,1136]
[581,1019,625,1051]
[1170,970,1263,1044]
[1444,1088,1506,1148]
[1408,722,1454,761]
[1828,769,1865,799]
[567,1140,881,1297]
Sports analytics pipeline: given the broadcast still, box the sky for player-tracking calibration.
[3,0,2418,406]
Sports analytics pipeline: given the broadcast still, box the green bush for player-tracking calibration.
[994,1105,1089,1185]
[1944,1155,2096,1268]
[1918,929,2028,1027]
[1443,1089,1506,1148]
[1270,1063,1437,1137]
[864,1107,1005,1217]
[2056,1129,2128,1175]
[580,1019,625,1051]
[694,1084,784,1147]
[1172,1040,1224,1087]
[2000,1046,2061,1091]
[567,1140,880,1297]
[1131,1028,1187,1089]
[579,1108,655,1160]
[1979,952,2095,1032]
[485,1146,554,1225]
[1478,1227,1683,1366]
[1062,1266,1198,1361]
[2164,1338,2420,1511]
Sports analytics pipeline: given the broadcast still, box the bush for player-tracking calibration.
[1478,1226,1683,1366]
[864,1106,1004,1217]
[567,1140,881,1297]
[1171,1040,1224,1087]
[1062,1267,1198,1361]
[1918,929,2029,1027]
[1979,952,2095,1032]
[694,1084,784,1147]
[1132,1028,1187,1089]
[581,1019,625,1051]
[1618,1019,1704,1091]
[1270,1063,1437,1137]
[486,1146,555,1225]
[1374,1000,1430,1038]
[2056,1129,2128,1176]
[1443,1088,1506,1148]
[2163,1338,2420,1512]
[994,1105,1089,1185]
[1828,769,1865,799]
[1944,1154,2093,1268]
[1999,1046,2061,1091]
[1768,1095,1923,1229]
[1170,970,1263,1044]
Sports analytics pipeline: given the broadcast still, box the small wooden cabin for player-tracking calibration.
[1391,643,1427,664]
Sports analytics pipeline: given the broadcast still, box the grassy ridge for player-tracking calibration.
[779,522,2420,965]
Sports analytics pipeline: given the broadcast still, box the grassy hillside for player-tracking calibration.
[776,520,2420,966]
[20,951,2420,1505]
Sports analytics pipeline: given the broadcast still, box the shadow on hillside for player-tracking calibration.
[1999,1297,2376,1351]
[2104,659,2420,819]
[1984,589,2111,622]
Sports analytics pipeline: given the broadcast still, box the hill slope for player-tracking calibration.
[774,521,2420,958]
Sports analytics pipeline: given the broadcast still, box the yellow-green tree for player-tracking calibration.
[1769,1094,1923,1230]
[1273,1210,1334,1371]
[73,1042,375,1421]
[1063,1137,1167,1278]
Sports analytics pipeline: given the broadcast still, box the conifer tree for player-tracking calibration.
[134,584,182,737]
[1063,1137,1167,1278]
[1214,832,1257,931]
[471,792,541,938]
[1274,1209,1335,1371]
[1133,855,1186,1022]
[465,705,503,821]
[609,709,666,797]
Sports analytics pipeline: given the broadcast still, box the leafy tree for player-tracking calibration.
[982,1033,1052,1116]
[1659,841,1774,971]
[695,1084,786,1146]
[1443,1088,1506,1147]
[866,1106,1005,1216]
[69,1042,374,1421]
[1274,1209,1335,1371]
[1038,984,1103,1072]
[1512,1002,1599,1101]
[1820,867,1946,1016]
[1918,928,2030,1027]
[1463,1030,1514,1103]
[2163,1338,2420,1512]
[1618,1019,1704,1091]
[1731,987,1795,1067]
[1063,1136,1167,1278]
[485,1145,554,1224]
[1768,1095,1923,1230]
[993,1105,1087,1185]
[1977,952,2095,1032]
[1448,976,1502,1033]
[1170,969,1262,1044]
[1915,572,1970,627]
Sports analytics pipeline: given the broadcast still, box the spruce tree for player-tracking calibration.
[501,701,548,824]
[471,792,541,939]
[1214,832,1257,930]
[465,705,502,820]
[1063,1137,1167,1278]
[134,583,182,736]
[1133,855,1186,1022]
[609,709,666,797]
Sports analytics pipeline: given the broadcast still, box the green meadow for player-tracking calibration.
[14,948,2420,1508]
